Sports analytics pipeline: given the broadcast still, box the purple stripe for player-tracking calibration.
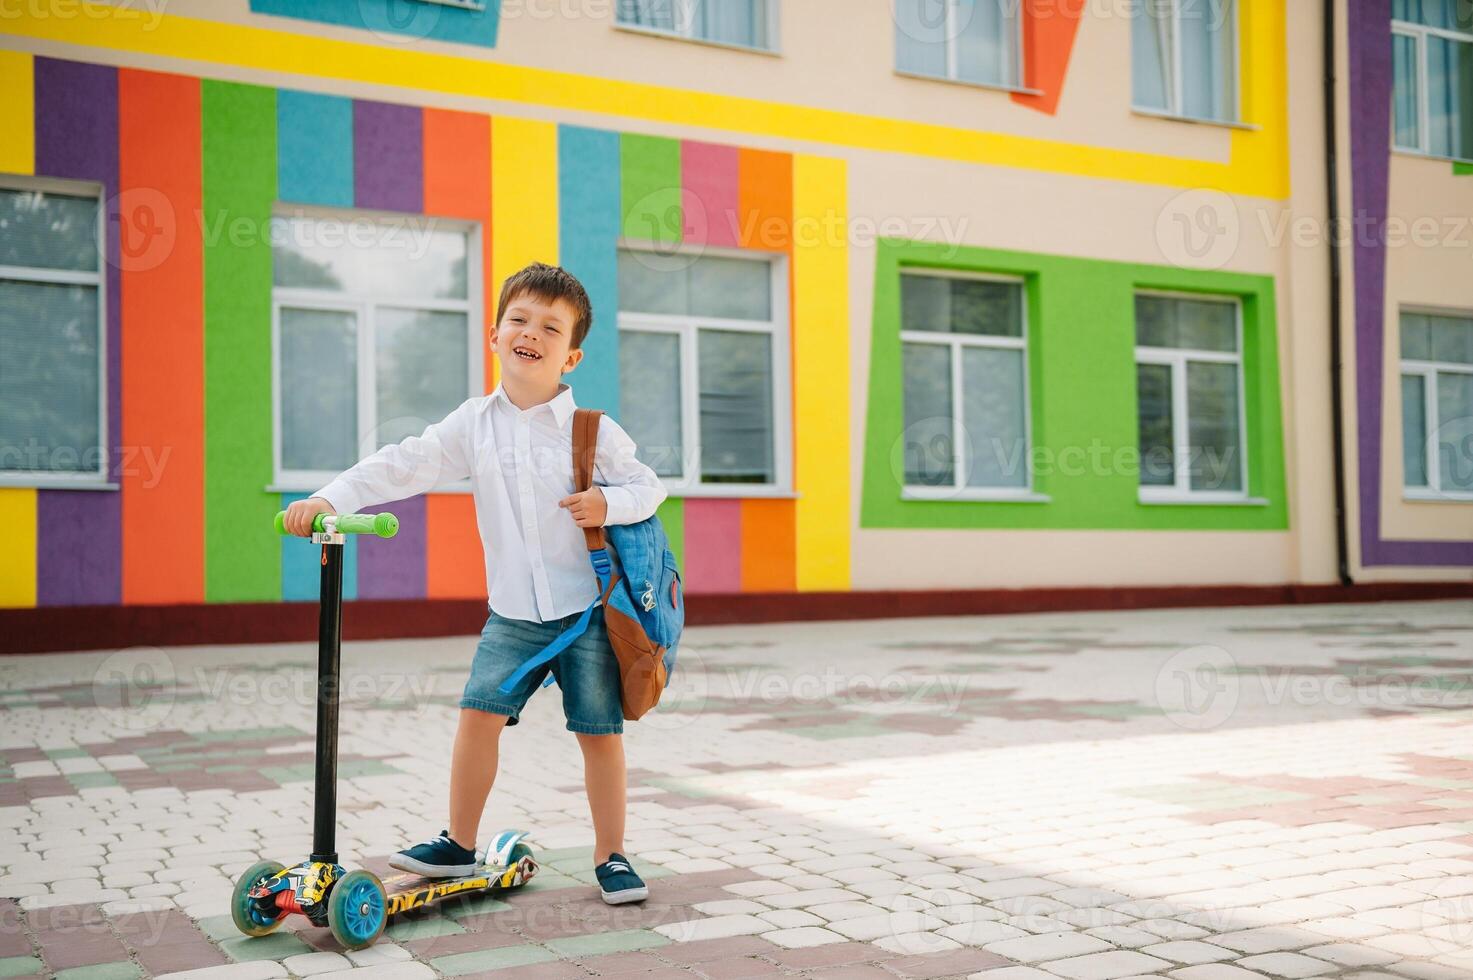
[1347,4,1473,567]
[34,58,123,604]
[353,100,422,213]
[357,494,427,599]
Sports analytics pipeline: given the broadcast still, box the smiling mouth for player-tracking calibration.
[512,347,542,362]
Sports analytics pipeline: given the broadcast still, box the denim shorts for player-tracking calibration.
[460,605,624,735]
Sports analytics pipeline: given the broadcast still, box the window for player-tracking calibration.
[1401,310,1473,497]
[1392,0,1473,161]
[616,0,777,51]
[895,0,1022,89]
[900,271,1031,496]
[271,212,481,488]
[0,183,106,485]
[1132,0,1238,123]
[1135,293,1246,499]
[616,247,789,493]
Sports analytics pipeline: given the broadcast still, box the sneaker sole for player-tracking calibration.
[387,854,478,878]
[600,884,649,905]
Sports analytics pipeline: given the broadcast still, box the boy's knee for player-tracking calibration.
[459,707,511,733]
[575,731,622,749]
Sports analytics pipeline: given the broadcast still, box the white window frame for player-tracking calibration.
[898,268,1040,502]
[1131,0,1241,125]
[615,242,792,498]
[1401,307,1473,501]
[1391,17,1473,163]
[0,176,110,489]
[614,0,781,54]
[893,0,1027,93]
[1135,290,1250,503]
[270,208,483,492]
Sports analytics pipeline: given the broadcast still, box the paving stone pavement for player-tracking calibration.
[1,601,1471,979]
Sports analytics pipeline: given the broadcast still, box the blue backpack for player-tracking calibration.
[498,409,684,719]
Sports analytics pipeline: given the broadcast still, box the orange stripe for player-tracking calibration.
[736,147,791,252]
[1012,0,1087,116]
[739,499,796,592]
[423,107,495,394]
[426,494,486,599]
[119,68,204,605]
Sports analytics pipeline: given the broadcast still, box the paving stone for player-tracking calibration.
[1233,952,1336,978]
[758,926,846,948]
[217,932,313,962]
[1300,943,1400,967]
[312,965,435,980]
[154,966,288,980]
[655,916,770,942]
[53,965,141,980]
[1141,941,1236,964]
[279,951,351,975]
[430,944,557,975]
[884,946,1014,977]
[545,929,669,957]
[1040,949,1173,979]
[982,931,1113,963]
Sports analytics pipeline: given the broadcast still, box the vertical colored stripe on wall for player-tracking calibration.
[358,494,427,599]
[354,100,423,213]
[656,497,684,570]
[620,133,682,244]
[119,69,205,605]
[202,80,279,601]
[490,116,559,344]
[559,126,622,415]
[737,148,793,252]
[682,499,742,594]
[422,107,493,393]
[278,90,353,207]
[1011,0,1086,116]
[0,51,34,174]
[281,493,358,601]
[0,491,37,608]
[791,154,851,591]
[681,140,740,248]
[740,499,795,592]
[34,58,122,606]
[426,494,484,599]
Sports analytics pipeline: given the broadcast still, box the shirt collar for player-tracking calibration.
[491,382,577,427]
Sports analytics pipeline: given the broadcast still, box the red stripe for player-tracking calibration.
[681,140,740,248]
[682,499,742,594]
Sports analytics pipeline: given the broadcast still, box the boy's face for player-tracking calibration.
[490,292,582,387]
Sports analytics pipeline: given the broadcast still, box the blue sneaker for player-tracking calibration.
[595,852,648,904]
[389,830,477,878]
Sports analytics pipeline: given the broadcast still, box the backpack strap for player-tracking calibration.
[572,408,607,553]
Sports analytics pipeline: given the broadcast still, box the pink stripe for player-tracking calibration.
[681,140,740,248]
[681,498,742,594]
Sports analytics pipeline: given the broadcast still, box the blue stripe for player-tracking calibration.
[280,493,358,602]
[277,90,353,207]
[558,125,622,417]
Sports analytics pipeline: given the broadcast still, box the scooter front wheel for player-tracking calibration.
[231,860,287,937]
[328,869,388,950]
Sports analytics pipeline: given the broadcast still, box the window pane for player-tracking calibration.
[616,0,674,30]
[618,250,770,320]
[1437,371,1473,491]
[1394,0,1473,30]
[1427,36,1473,160]
[1429,314,1473,365]
[895,0,950,77]
[903,342,955,486]
[272,216,468,300]
[1132,0,1173,111]
[1394,33,1422,149]
[0,280,99,473]
[962,346,1027,488]
[955,0,1014,87]
[1137,362,1175,486]
[280,307,357,472]
[1181,0,1236,121]
[1403,373,1429,487]
[619,330,683,478]
[0,189,99,273]
[618,250,688,316]
[698,329,773,483]
[693,0,769,48]
[374,309,468,449]
[900,273,951,332]
[1187,360,1243,492]
[1401,312,1432,360]
[1136,294,1237,351]
[902,274,1023,337]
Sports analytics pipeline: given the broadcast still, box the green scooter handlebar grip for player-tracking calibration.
[274,511,399,538]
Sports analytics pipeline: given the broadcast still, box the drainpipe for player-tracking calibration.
[1324,0,1354,586]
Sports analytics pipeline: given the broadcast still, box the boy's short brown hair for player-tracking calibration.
[494,262,594,349]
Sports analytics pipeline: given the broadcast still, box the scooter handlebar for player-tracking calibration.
[274,511,399,538]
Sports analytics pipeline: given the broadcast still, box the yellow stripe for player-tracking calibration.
[792,154,851,592]
[0,50,34,175]
[0,489,38,607]
[0,4,1287,198]
[489,116,559,388]
[1229,0,1289,194]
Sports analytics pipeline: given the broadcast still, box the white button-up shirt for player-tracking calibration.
[314,383,667,623]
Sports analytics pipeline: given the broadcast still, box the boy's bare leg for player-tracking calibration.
[448,708,510,849]
[576,732,627,863]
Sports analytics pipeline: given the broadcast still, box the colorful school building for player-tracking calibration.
[0,0,1469,652]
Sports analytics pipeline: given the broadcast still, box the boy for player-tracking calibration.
[282,262,665,904]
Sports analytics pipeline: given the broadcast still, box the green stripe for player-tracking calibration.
[619,133,682,244]
[1455,160,1473,176]
[203,81,280,601]
[657,497,684,569]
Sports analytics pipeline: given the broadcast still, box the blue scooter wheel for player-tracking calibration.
[231,860,287,937]
[328,869,387,950]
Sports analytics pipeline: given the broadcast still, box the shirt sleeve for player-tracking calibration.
[592,414,669,527]
[313,399,476,516]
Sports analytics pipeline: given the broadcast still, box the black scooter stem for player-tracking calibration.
[311,540,344,865]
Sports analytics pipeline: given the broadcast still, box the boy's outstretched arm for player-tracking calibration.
[589,414,668,527]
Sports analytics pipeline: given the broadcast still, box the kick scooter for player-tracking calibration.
[229,511,539,950]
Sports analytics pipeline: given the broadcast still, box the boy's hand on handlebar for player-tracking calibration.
[284,497,335,537]
[558,487,607,528]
